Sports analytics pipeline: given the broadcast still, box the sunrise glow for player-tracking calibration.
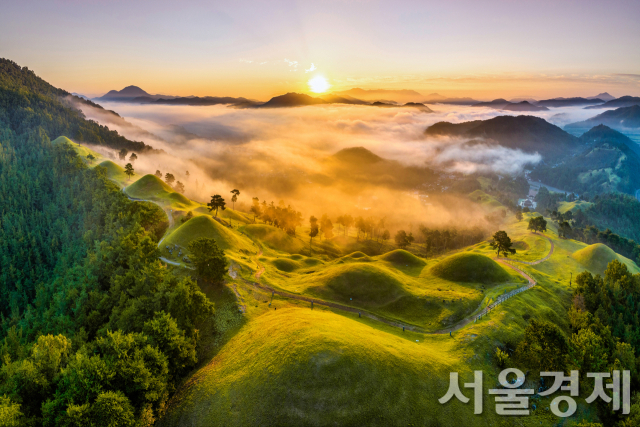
[308,75,330,93]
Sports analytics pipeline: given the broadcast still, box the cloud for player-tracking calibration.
[78,101,594,232]
[284,58,298,71]
[305,63,317,73]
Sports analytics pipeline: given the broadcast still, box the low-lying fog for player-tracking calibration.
[77,100,598,232]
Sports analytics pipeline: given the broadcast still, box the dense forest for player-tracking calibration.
[0,59,154,154]
[0,60,214,425]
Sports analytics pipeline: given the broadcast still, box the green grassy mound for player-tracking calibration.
[271,258,303,272]
[53,136,102,161]
[378,249,426,267]
[337,251,372,263]
[243,224,306,254]
[306,263,406,306]
[430,253,510,283]
[96,160,128,181]
[164,215,253,252]
[158,307,463,427]
[572,243,640,275]
[126,174,174,199]
[469,189,504,210]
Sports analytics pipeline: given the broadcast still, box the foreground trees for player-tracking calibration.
[188,237,227,283]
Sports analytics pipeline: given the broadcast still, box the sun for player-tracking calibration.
[308,75,330,93]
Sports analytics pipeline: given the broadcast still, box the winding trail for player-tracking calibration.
[123,184,554,334]
[241,232,555,335]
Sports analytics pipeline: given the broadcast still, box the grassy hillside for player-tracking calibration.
[163,214,255,257]
[158,202,621,426]
[430,253,510,283]
[572,243,640,275]
[558,200,593,213]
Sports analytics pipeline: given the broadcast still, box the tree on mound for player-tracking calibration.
[515,211,523,221]
[165,173,175,186]
[155,170,162,178]
[528,216,547,234]
[124,163,134,180]
[86,153,95,164]
[174,181,185,194]
[188,237,227,284]
[230,189,240,210]
[208,194,226,217]
[490,230,515,257]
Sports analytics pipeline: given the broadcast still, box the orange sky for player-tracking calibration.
[2,0,639,100]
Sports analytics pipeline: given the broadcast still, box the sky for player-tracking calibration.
[2,0,639,100]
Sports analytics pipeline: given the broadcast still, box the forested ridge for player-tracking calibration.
[0,58,154,154]
[0,60,213,426]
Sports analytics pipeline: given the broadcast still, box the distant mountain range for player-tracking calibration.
[425,115,580,159]
[566,105,640,130]
[333,88,425,103]
[252,92,433,111]
[502,101,549,112]
[473,99,548,111]
[535,97,605,108]
[530,125,640,195]
[584,96,640,109]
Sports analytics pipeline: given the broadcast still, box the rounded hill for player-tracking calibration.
[164,215,252,252]
[572,243,640,275]
[97,160,127,180]
[126,174,173,199]
[307,263,406,306]
[430,253,510,283]
[378,249,425,267]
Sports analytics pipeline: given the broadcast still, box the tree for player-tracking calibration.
[515,211,523,221]
[250,197,261,223]
[309,216,319,248]
[522,207,530,213]
[230,189,240,210]
[490,230,514,257]
[559,220,572,238]
[339,214,354,237]
[129,153,137,163]
[155,170,162,178]
[174,181,185,194]
[527,216,547,234]
[515,319,569,372]
[185,170,190,179]
[124,163,134,180]
[188,237,227,283]
[165,173,175,186]
[86,154,95,164]
[320,214,333,239]
[118,148,128,160]
[207,194,226,217]
[395,230,412,249]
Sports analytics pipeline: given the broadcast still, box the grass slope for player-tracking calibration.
[572,243,640,275]
[163,215,254,253]
[430,253,510,283]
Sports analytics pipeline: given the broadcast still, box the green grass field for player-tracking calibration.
[558,200,593,213]
[62,140,637,426]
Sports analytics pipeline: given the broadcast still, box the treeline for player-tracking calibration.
[0,58,154,153]
[0,129,213,425]
[499,261,640,425]
[577,193,640,243]
[250,199,303,235]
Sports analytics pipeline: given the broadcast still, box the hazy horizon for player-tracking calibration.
[2,0,639,100]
